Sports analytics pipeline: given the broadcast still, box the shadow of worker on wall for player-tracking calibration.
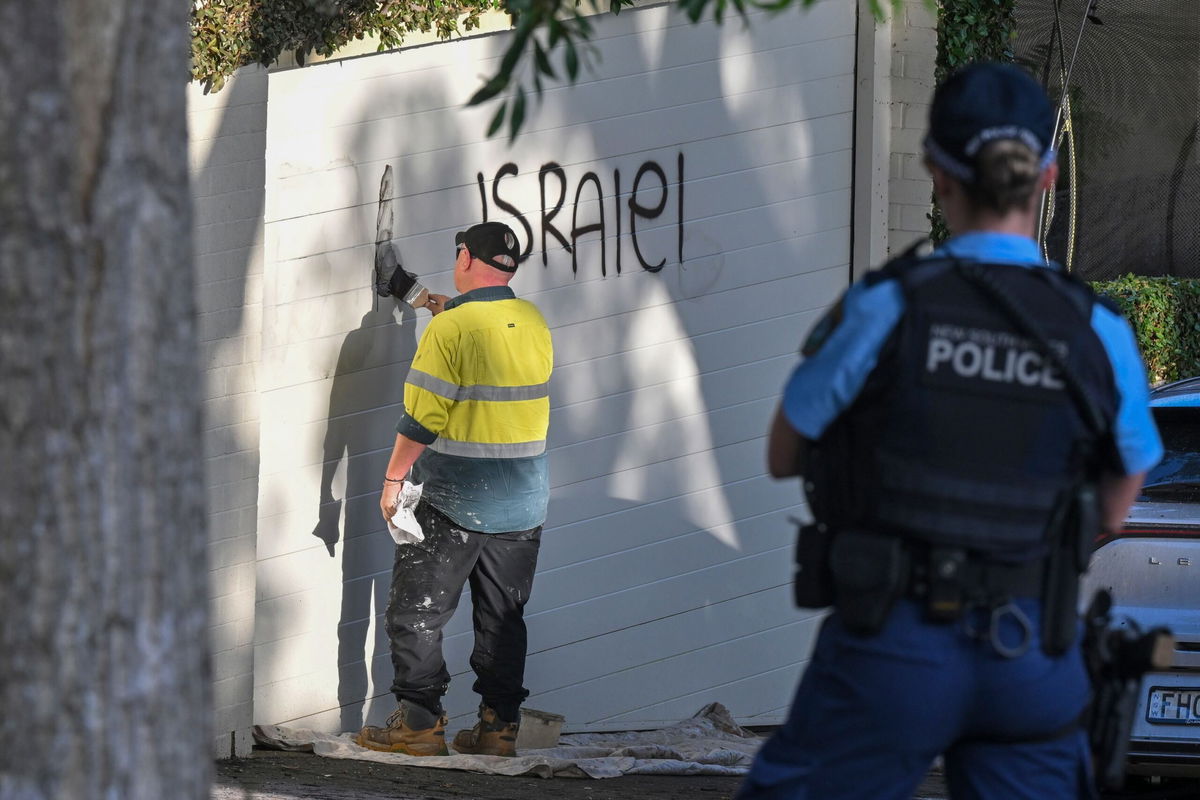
[312,300,419,733]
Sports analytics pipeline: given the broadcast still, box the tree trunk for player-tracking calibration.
[0,2,211,797]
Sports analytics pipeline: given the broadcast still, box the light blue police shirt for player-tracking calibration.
[781,232,1163,475]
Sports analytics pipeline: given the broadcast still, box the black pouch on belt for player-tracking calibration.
[793,522,835,609]
[829,529,909,635]
[1042,483,1097,655]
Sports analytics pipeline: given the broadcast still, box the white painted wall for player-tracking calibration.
[185,0,945,750]
[254,1,856,734]
[888,0,937,253]
[187,65,267,758]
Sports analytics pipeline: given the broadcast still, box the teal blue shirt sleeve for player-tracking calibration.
[781,278,905,440]
[1089,304,1163,474]
[396,412,437,445]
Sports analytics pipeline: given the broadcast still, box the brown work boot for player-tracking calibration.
[356,700,448,756]
[451,704,519,757]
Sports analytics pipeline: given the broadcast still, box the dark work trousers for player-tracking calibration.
[386,500,541,723]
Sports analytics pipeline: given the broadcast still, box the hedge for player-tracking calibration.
[1091,276,1200,385]
[191,0,500,93]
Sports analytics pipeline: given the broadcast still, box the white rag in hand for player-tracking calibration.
[387,481,424,544]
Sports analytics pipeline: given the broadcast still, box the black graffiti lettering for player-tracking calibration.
[493,163,532,262]
[476,172,488,222]
[677,152,685,264]
[613,168,622,274]
[629,162,668,273]
[571,172,605,276]
[539,163,572,266]
[474,154,686,276]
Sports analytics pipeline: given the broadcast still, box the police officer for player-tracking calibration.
[736,63,1162,799]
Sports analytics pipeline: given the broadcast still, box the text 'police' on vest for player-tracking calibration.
[925,323,1066,389]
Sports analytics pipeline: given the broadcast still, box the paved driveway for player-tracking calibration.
[213,750,950,800]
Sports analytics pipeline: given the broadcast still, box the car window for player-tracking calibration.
[1142,406,1200,501]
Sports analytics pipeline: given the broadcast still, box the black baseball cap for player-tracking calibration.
[924,62,1055,184]
[455,221,520,272]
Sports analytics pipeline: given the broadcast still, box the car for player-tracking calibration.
[1083,375,1200,783]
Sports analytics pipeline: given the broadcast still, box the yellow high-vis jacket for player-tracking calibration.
[397,286,553,532]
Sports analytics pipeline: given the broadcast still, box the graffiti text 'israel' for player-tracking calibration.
[475,154,685,275]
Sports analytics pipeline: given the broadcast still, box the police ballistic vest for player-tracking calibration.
[807,255,1118,561]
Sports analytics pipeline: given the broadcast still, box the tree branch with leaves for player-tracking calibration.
[192,0,906,134]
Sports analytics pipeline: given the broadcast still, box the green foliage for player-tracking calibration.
[191,0,501,94]
[935,0,1016,82]
[191,0,906,137]
[1092,276,1200,385]
[483,0,909,137]
[928,0,1016,243]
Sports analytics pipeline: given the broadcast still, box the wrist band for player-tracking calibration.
[383,476,404,483]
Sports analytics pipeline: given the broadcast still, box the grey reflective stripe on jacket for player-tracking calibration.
[406,368,550,403]
[428,439,548,458]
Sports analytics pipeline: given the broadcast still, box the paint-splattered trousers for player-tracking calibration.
[386,500,541,723]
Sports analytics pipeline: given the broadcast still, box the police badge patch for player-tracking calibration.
[802,299,845,357]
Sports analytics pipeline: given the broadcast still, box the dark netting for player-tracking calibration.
[1013,0,1200,279]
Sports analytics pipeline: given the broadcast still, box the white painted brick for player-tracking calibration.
[209,506,259,544]
[199,341,235,374]
[197,278,251,315]
[210,726,254,759]
[193,159,266,199]
[194,188,266,229]
[890,102,904,129]
[205,391,260,429]
[211,586,256,620]
[900,203,934,233]
[232,728,254,758]
[213,672,254,712]
[209,609,255,655]
[189,100,269,143]
[212,645,251,684]
[196,246,262,283]
[902,153,930,181]
[211,733,233,760]
[244,274,264,306]
[892,76,935,105]
[244,332,263,362]
[900,102,922,130]
[188,65,267,111]
[905,0,936,28]
[209,420,259,459]
[895,24,936,54]
[208,478,261,516]
[890,230,929,257]
[202,365,228,400]
[211,616,255,656]
[226,361,259,395]
[890,177,934,205]
[891,127,927,155]
[197,307,244,342]
[195,217,262,255]
[206,451,261,487]
[902,53,935,82]
[189,131,269,173]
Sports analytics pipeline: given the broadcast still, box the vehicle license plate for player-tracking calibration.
[1146,687,1200,725]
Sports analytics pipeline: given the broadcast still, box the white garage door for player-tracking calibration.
[256,0,856,733]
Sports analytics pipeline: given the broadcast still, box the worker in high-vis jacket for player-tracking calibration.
[357,221,553,758]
